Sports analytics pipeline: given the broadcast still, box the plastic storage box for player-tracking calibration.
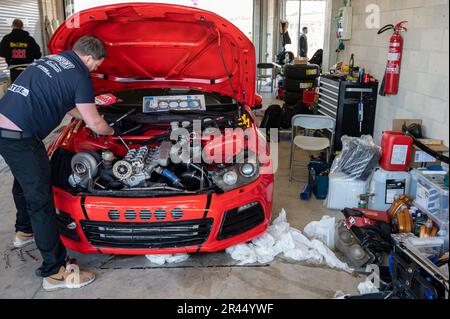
[414,171,449,230]
[326,173,368,210]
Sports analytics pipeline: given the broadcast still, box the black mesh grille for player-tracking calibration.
[108,210,120,220]
[218,202,265,241]
[55,210,80,242]
[80,219,213,249]
[154,209,167,220]
[171,208,183,220]
[139,210,152,220]
[124,210,137,220]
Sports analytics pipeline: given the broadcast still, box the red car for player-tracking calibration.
[47,3,274,255]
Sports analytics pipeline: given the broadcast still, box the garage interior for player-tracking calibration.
[0,0,448,300]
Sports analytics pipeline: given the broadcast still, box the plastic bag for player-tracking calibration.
[303,216,336,250]
[357,279,380,295]
[226,209,353,273]
[331,135,382,181]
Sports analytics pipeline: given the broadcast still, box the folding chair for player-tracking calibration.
[289,114,335,182]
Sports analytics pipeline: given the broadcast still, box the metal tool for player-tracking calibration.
[118,136,130,151]
[121,124,142,136]
[358,92,364,133]
[109,109,136,127]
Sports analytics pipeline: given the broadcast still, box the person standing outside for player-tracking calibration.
[298,26,309,58]
[0,18,42,83]
[0,36,115,291]
[277,21,292,65]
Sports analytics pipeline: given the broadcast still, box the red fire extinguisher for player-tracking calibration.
[378,21,408,96]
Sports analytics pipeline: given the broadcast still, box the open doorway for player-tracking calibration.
[283,0,326,60]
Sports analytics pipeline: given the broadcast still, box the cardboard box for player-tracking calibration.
[410,141,448,168]
[0,79,9,98]
[294,57,308,65]
[392,119,448,168]
[392,119,422,132]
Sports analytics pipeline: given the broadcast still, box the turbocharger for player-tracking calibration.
[68,152,99,189]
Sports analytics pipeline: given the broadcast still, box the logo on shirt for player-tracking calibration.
[10,42,28,48]
[8,84,30,97]
[47,55,75,70]
[45,60,62,73]
[37,65,53,78]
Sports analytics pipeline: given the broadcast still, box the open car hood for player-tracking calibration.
[48,3,257,106]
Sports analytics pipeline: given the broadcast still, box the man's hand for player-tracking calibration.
[76,103,114,136]
[112,126,122,137]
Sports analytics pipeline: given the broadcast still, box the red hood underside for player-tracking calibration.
[48,2,257,106]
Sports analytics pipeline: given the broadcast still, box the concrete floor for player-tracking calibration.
[0,94,365,299]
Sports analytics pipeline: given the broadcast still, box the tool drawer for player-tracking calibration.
[317,75,379,152]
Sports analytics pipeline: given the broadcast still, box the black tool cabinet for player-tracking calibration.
[317,74,379,152]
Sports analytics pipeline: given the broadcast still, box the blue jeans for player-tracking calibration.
[0,134,66,277]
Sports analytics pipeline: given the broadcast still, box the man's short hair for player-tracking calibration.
[302,27,308,32]
[73,36,107,60]
[12,19,24,29]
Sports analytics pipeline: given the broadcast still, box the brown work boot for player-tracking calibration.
[42,263,96,291]
[13,231,35,248]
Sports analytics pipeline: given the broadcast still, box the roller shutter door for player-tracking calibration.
[0,0,43,77]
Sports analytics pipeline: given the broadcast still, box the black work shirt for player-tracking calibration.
[0,51,95,139]
[0,29,42,66]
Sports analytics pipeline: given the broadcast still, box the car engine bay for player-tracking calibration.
[51,90,262,197]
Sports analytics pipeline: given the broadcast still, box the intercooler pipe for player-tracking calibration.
[181,162,212,188]
[155,167,184,189]
[180,170,203,190]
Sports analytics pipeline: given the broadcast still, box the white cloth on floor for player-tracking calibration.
[145,253,190,265]
[303,215,336,250]
[226,209,353,273]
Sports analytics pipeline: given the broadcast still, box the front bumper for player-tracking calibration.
[53,174,273,255]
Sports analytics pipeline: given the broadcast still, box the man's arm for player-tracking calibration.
[76,103,114,136]
[0,36,8,58]
[67,108,83,120]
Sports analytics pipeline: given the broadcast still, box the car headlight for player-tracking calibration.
[240,163,257,177]
[212,161,260,191]
[223,171,239,186]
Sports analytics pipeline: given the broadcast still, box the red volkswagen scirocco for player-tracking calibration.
[47,3,274,255]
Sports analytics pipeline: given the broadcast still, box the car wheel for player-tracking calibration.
[283,78,315,92]
[284,64,320,80]
[284,91,302,105]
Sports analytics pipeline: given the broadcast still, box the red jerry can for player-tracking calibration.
[380,131,413,171]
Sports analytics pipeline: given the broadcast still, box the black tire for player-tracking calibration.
[284,64,320,80]
[284,91,302,105]
[281,103,314,129]
[283,78,315,92]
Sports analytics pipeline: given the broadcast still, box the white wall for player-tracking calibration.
[328,0,449,145]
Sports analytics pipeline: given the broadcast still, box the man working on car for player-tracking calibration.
[0,36,114,291]
[0,18,42,83]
